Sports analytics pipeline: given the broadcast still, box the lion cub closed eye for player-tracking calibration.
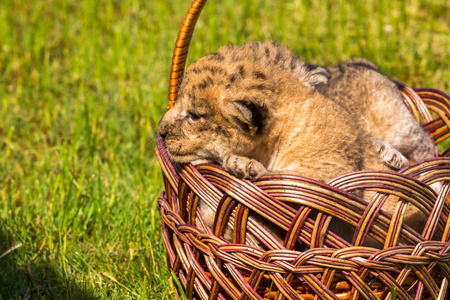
[158,41,435,246]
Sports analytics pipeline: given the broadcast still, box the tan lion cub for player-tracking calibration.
[158,41,435,245]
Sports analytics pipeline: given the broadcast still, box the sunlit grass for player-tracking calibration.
[0,0,448,298]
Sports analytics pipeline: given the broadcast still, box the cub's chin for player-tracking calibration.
[168,153,214,166]
[166,152,201,165]
[161,140,198,164]
[190,159,214,165]
[163,140,216,166]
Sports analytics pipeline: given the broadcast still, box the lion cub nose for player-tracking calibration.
[159,131,167,140]
[158,124,168,140]
[158,119,168,140]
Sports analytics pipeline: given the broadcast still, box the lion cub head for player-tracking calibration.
[158,41,329,166]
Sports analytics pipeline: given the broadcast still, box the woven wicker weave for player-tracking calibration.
[157,0,450,299]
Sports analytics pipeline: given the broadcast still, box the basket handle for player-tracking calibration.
[168,0,208,109]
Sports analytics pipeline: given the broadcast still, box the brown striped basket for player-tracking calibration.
[156,0,450,299]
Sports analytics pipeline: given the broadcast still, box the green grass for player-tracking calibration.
[0,0,448,299]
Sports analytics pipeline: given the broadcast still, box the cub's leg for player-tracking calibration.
[223,155,268,179]
[370,137,409,170]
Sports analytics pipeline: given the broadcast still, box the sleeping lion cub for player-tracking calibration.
[158,41,435,246]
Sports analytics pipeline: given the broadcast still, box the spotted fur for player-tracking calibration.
[158,41,436,246]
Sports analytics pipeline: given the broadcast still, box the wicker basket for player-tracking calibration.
[156,0,450,299]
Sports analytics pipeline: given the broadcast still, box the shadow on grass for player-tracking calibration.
[0,229,97,300]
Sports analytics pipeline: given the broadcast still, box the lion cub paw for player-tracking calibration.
[223,155,268,179]
[370,137,409,170]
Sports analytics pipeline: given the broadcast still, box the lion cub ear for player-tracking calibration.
[227,100,264,135]
[299,64,330,88]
